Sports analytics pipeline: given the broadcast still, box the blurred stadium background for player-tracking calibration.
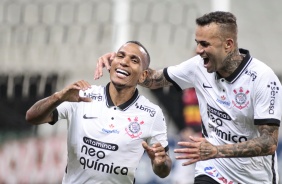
[0,0,282,183]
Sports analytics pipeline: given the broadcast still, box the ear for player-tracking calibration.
[138,70,148,84]
[225,38,234,52]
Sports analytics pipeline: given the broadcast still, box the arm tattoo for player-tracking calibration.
[140,69,172,89]
[216,125,279,158]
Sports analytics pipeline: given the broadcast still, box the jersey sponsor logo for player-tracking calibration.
[207,104,231,120]
[232,87,250,110]
[204,166,235,184]
[102,128,120,134]
[204,166,219,177]
[83,114,96,119]
[216,95,231,107]
[203,83,212,88]
[267,81,279,114]
[83,136,118,151]
[245,69,257,81]
[83,92,103,101]
[102,124,120,134]
[80,142,129,175]
[135,103,156,117]
[125,117,144,138]
[207,104,248,143]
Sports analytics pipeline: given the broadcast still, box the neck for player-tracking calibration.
[109,83,136,106]
[220,49,244,77]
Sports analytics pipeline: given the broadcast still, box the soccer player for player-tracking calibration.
[94,12,281,184]
[26,41,172,184]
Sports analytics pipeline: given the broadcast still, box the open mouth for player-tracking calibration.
[116,69,129,77]
[203,58,209,65]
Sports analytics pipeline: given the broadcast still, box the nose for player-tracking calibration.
[196,44,204,55]
[120,57,129,66]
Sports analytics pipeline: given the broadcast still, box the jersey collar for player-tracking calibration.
[215,48,252,83]
[105,83,140,111]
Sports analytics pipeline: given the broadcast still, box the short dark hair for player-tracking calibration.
[196,11,237,26]
[125,40,150,69]
[196,11,238,42]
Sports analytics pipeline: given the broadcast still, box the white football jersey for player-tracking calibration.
[53,83,168,184]
[164,49,281,184]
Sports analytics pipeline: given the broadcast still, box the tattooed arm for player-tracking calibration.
[174,124,279,165]
[216,124,279,158]
[139,68,173,89]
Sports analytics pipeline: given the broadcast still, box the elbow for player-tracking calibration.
[154,159,172,178]
[157,171,170,178]
[268,136,279,155]
[25,110,38,125]
[261,141,278,156]
[269,144,277,155]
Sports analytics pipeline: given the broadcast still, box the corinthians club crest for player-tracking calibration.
[232,87,250,110]
[125,117,144,138]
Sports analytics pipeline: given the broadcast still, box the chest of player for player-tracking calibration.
[72,102,155,150]
[199,77,259,143]
[201,77,254,113]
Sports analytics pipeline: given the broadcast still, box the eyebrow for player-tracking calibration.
[118,51,140,61]
[195,39,210,46]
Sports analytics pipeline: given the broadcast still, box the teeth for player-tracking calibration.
[116,69,129,76]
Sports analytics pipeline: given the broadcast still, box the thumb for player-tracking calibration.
[142,141,150,151]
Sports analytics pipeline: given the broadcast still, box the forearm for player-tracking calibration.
[152,155,172,178]
[216,126,278,158]
[25,92,62,125]
[139,68,172,89]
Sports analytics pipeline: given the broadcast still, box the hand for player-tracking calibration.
[94,52,116,80]
[174,136,218,166]
[56,80,92,102]
[142,141,167,167]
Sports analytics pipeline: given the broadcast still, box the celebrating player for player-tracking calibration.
[94,11,281,184]
[26,41,172,184]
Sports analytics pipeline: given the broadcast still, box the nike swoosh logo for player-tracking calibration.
[203,83,212,88]
[83,114,96,119]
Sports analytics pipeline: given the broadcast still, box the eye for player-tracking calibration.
[116,53,124,58]
[130,56,139,63]
[195,40,210,48]
[199,41,209,48]
[200,42,209,48]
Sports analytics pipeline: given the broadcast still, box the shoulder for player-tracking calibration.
[248,58,278,79]
[247,58,281,91]
[137,95,164,115]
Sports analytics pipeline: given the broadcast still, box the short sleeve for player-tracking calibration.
[147,106,169,149]
[48,101,76,125]
[165,55,202,90]
[254,70,282,126]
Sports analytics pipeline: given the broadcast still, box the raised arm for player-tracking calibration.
[174,124,279,165]
[94,52,115,80]
[26,80,92,125]
[138,68,173,89]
